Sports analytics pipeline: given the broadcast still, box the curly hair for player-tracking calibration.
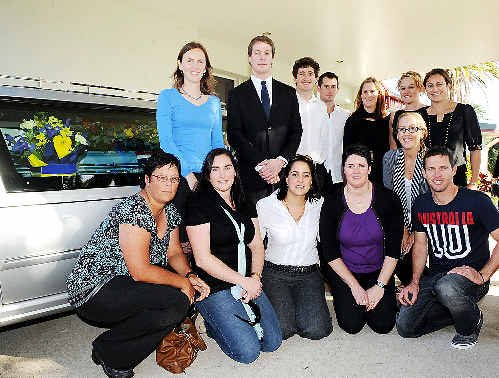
[173,41,216,95]
[397,71,424,93]
[276,155,321,202]
[292,57,320,78]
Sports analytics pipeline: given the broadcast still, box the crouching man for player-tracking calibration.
[396,146,499,349]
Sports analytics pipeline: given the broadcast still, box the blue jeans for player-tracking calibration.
[396,272,489,337]
[262,263,332,340]
[195,289,282,363]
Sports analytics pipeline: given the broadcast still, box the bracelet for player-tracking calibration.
[478,271,485,284]
[185,271,197,278]
[251,272,262,280]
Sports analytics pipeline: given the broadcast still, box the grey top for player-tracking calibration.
[382,148,428,231]
[66,193,181,308]
[382,149,399,190]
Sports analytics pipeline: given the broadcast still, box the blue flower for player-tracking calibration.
[4,134,14,143]
[12,139,29,153]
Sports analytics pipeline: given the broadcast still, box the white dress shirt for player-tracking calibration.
[250,75,273,106]
[296,92,328,163]
[256,191,324,266]
[322,104,350,183]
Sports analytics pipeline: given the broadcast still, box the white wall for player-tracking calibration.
[0,0,355,107]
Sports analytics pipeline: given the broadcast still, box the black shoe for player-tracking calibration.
[91,348,134,378]
[450,311,483,350]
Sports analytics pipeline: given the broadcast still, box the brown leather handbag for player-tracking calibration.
[156,315,207,374]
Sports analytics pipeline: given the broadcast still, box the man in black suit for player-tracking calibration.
[227,35,302,206]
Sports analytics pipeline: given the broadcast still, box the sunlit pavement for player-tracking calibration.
[1,292,499,378]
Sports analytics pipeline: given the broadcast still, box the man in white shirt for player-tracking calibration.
[293,57,330,193]
[318,72,351,184]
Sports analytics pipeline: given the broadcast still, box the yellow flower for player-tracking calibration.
[53,135,73,159]
[35,133,47,146]
[48,116,64,128]
[60,127,73,137]
[28,154,47,167]
[124,128,134,138]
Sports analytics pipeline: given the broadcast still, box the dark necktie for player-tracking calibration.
[261,81,270,119]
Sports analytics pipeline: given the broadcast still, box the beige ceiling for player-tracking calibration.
[147,0,499,89]
[1,0,498,103]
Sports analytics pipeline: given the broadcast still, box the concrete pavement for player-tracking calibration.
[1,288,499,378]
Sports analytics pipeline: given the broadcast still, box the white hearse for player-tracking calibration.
[0,83,158,327]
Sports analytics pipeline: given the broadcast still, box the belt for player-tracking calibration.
[264,260,318,274]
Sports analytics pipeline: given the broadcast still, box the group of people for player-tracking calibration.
[66,35,499,378]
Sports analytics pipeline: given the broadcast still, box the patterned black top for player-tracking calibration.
[66,193,182,308]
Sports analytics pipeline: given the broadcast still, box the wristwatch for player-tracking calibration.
[375,281,386,289]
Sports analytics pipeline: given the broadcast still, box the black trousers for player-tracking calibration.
[325,266,397,334]
[454,164,467,187]
[77,276,190,370]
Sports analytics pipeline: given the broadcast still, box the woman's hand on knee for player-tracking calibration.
[180,278,196,304]
[241,276,262,303]
[188,275,211,301]
[350,284,368,307]
[366,285,384,311]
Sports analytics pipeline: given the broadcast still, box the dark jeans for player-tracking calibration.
[262,262,333,340]
[326,266,397,334]
[195,289,282,364]
[396,272,489,337]
[77,276,190,370]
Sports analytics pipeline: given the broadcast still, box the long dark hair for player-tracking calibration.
[173,41,216,95]
[197,148,245,210]
[276,155,321,202]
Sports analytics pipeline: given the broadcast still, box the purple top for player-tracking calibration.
[339,199,384,273]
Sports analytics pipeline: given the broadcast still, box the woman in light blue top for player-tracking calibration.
[157,41,224,248]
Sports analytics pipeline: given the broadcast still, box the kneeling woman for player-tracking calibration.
[66,151,210,378]
[186,148,281,364]
[256,155,332,340]
[320,144,403,334]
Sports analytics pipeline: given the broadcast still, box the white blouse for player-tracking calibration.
[256,191,324,266]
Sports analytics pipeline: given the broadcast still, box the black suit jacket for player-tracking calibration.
[227,78,302,191]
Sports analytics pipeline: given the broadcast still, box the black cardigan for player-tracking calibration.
[319,183,404,264]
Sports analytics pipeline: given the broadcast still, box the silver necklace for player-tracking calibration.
[427,106,453,147]
[431,186,458,205]
[181,86,202,101]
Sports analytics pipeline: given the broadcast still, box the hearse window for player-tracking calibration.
[0,101,158,192]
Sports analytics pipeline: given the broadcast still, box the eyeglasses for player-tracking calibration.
[151,175,180,184]
[233,300,261,326]
[397,126,421,134]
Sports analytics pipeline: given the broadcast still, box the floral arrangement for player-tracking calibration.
[6,113,88,169]
[81,119,158,151]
